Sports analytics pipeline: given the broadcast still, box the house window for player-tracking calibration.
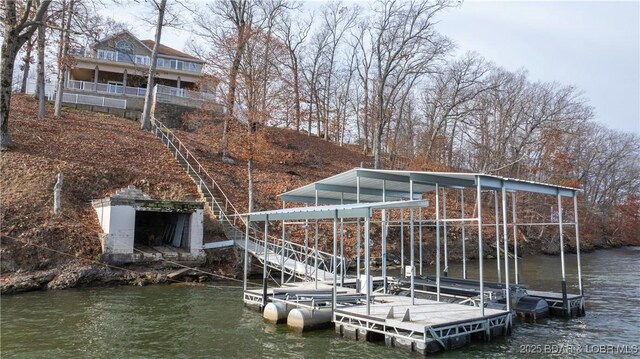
[97,49,116,61]
[189,62,197,72]
[135,55,150,66]
[170,59,184,71]
[157,58,165,67]
[116,40,133,51]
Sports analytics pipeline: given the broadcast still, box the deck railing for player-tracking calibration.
[62,93,127,109]
[67,80,218,103]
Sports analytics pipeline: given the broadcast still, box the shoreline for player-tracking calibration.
[1,244,631,296]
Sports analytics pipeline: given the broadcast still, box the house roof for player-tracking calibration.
[141,40,203,63]
[93,30,204,63]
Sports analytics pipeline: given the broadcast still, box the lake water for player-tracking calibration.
[2,247,639,358]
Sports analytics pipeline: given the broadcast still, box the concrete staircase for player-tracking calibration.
[150,118,341,282]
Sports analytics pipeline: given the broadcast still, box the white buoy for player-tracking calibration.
[287,308,332,332]
[263,303,292,324]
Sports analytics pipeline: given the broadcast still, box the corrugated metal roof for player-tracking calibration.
[280,168,580,204]
[246,200,429,221]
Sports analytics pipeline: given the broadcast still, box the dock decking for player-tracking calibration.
[244,280,512,355]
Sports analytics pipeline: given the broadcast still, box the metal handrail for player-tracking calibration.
[150,118,344,280]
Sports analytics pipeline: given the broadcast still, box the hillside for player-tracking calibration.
[0,96,371,277]
[177,112,370,213]
[2,96,635,288]
[0,95,199,273]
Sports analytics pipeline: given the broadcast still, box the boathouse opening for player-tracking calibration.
[134,211,190,250]
[92,185,206,265]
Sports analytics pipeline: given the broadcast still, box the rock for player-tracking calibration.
[0,269,59,294]
[222,156,236,165]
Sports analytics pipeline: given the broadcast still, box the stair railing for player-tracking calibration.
[150,117,343,281]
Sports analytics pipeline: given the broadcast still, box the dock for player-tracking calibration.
[238,169,586,355]
[244,280,512,355]
[395,275,584,318]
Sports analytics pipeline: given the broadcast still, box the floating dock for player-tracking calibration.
[239,169,586,355]
[244,281,512,355]
[395,275,584,318]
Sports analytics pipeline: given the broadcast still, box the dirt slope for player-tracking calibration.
[1,95,198,273]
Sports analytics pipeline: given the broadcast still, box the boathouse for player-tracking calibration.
[92,186,205,264]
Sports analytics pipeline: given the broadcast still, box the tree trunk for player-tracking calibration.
[54,0,69,118]
[221,28,245,157]
[141,0,167,131]
[247,158,254,213]
[373,124,384,169]
[1,42,19,149]
[293,58,301,132]
[37,22,46,119]
[1,0,52,149]
[20,39,34,93]
[53,173,64,215]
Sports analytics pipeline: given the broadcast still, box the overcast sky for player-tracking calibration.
[106,0,640,135]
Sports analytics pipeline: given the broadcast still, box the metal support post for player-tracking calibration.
[477,177,485,317]
[340,193,344,287]
[356,175,362,291]
[501,185,511,313]
[281,201,286,285]
[400,208,405,277]
[365,214,371,315]
[494,191,502,283]
[314,190,319,289]
[558,192,569,316]
[419,207,423,276]
[410,180,415,304]
[262,216,269,310]
[461,189,467,279]
[332,213,338,318]
[243,216,250,292]
[573,194,583,296]
[443,189,448,277]
[435,183,441,302]
[512,193,519,284]
[382,180,387,293]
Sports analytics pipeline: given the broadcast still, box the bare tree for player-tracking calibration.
[1,0,52,149]
[140,0,167,131]
[19,34,36,93]
[369,0,453,168]
[53,0,75,118]
[275,5,310,132]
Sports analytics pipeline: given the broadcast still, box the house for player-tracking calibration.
[65,30,219,120]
